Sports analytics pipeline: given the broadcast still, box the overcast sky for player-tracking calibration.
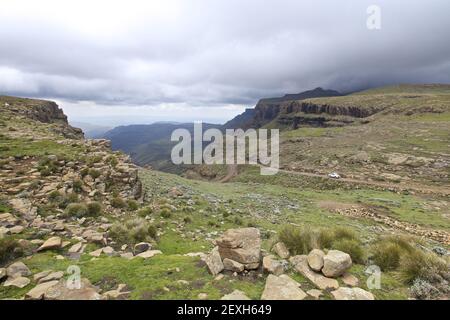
[1,0,450,125]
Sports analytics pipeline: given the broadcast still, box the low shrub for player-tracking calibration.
[370,236,415,271]
[72,179,83,193]
[64,203,88,218]
[137,206,153,217]
[399,250,449,284]
[88,169,101,179]
[0,238,23,265]
[86,202,102,216]
[127,200,139,211]
[183,216,192,224]
[160,209,172,219]
[111,197,126,209]
[109,218,157,246]
[279,225,318,255]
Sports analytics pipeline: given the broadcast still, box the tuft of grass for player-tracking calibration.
[278,225,318,255]
[280,224,364,259]
[86,202,102,217]
[332,238,366,264]
[111,197,126,209]
[127,200,139,211]
[370,236,415,271]
[64,203,88,218]
[399,250,449,284]
[0,238,23,265]
[137,207,153,217]
[109,218,157,246]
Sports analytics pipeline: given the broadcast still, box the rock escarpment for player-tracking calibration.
[1,96,83,139]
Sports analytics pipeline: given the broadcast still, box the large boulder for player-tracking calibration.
[204,247,224,276]
[322,250,352,278]
[307,249,325,272]
[290,255,339,290]
[331,287,375,300]
[261,275,307,300]
[216,228,261,269]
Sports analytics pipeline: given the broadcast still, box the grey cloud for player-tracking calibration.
[0,0,449,111]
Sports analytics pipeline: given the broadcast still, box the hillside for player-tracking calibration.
[0,94,449,301]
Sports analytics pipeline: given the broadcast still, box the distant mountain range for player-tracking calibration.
[103,122,221,173]
[102,87,343,171]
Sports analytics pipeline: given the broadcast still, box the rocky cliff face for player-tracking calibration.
[1,96,84,139]
[224,88,344,129]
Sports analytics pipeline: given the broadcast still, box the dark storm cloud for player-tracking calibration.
[1,0,450,109]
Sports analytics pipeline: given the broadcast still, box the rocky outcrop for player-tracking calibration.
[222,87,343,129]
[1,96,84,139]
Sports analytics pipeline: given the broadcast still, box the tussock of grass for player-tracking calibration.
[0,237,23,265]
[109,218,157,246]
[279,225,365,262]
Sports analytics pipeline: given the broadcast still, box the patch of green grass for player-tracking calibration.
[0,138,84,159]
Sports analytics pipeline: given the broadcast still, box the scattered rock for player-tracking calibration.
[44,278,102,300]
[204,247,224,276]
[322,250,352,278]
[33,270,52,282]
[262,255,284,276]
[290,255,339,290]
[216,228,261,269]
[102,246,115,256]
[38,271,64,284]
[89,248,103,257]
[3,276,30,288]
[221,290,250,300]
[198,293,208,300]
[341,273,359,287]
[307,249,325,272]
[26,281,59,300]
[223,258,244,273]
[261,275,307,300]
[331,287,375,300]
[307,289,323,299]
[8,225,24,234]
[6,261,31,278]
[273,242,290,259]
[103,284,131,300]
[135,250,162,259]
[120,252,134,260]
[38,236,62,251]
[68,242,85,254]
[134,242,151,254]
